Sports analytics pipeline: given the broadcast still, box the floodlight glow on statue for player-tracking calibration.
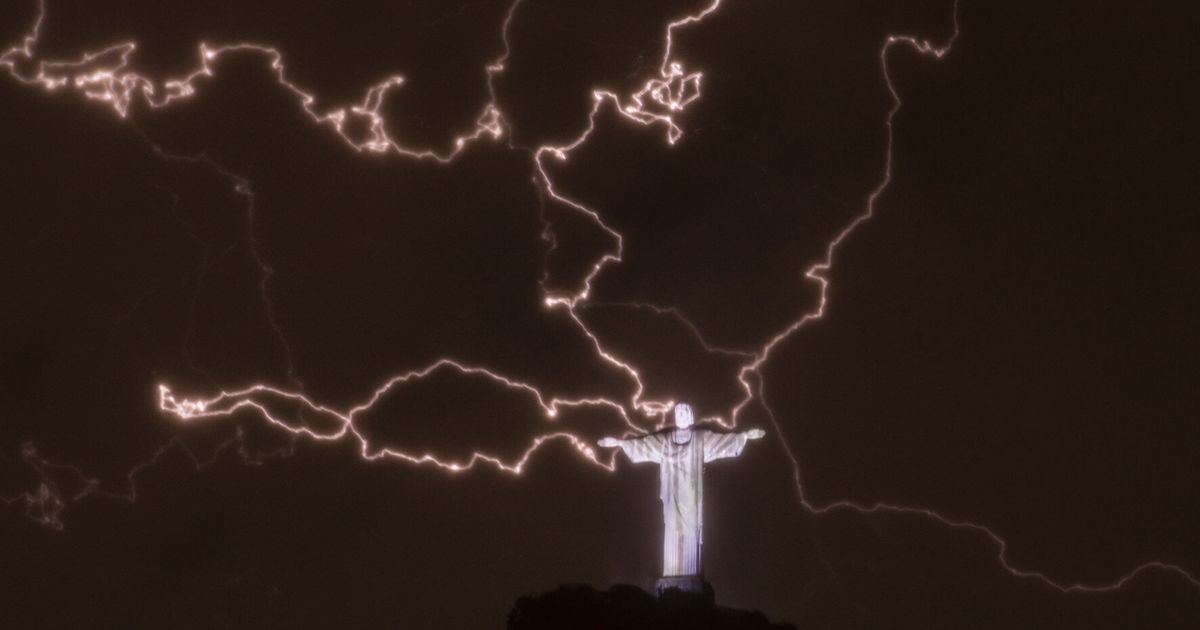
[598,402,766,593]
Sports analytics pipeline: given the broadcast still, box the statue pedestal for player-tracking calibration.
[654,575,707,596]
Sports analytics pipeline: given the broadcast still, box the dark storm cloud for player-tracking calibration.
[1,0,1198,628]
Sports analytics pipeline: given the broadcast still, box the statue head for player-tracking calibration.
[673,402,695,429]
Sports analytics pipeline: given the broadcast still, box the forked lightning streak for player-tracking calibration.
[2,0,1196,596]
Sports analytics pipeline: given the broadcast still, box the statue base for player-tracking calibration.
[654,575,708,596]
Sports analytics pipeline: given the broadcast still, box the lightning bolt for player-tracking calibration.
[1,430,280,531]
[3,0,1197,600]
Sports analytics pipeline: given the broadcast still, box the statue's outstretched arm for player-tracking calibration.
[702,428,765,462]
[599,434,664,463]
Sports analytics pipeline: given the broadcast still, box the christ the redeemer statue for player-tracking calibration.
[598,402,765,594]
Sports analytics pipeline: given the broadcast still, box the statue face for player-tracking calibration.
[673,403,694,429]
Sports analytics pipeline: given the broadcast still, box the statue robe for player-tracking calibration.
[618,428,750,576]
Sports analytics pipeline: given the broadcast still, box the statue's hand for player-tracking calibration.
[746,428,766,440]
[597,437,621,448]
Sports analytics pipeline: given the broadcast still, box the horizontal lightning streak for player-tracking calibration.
[1,0,506,161]
[0,431,277,531]
[158,358,628,474]
[756,376,1200,594]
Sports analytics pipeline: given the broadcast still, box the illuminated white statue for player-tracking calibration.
[598,402,765,592]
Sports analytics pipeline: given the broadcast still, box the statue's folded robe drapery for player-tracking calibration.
[618,428,750,576]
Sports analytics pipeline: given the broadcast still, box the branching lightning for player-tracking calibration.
[1,430,279,531]
[3,0,1197,600]
[158,358,631,474]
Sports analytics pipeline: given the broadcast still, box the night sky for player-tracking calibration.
[2,1,1199,628]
